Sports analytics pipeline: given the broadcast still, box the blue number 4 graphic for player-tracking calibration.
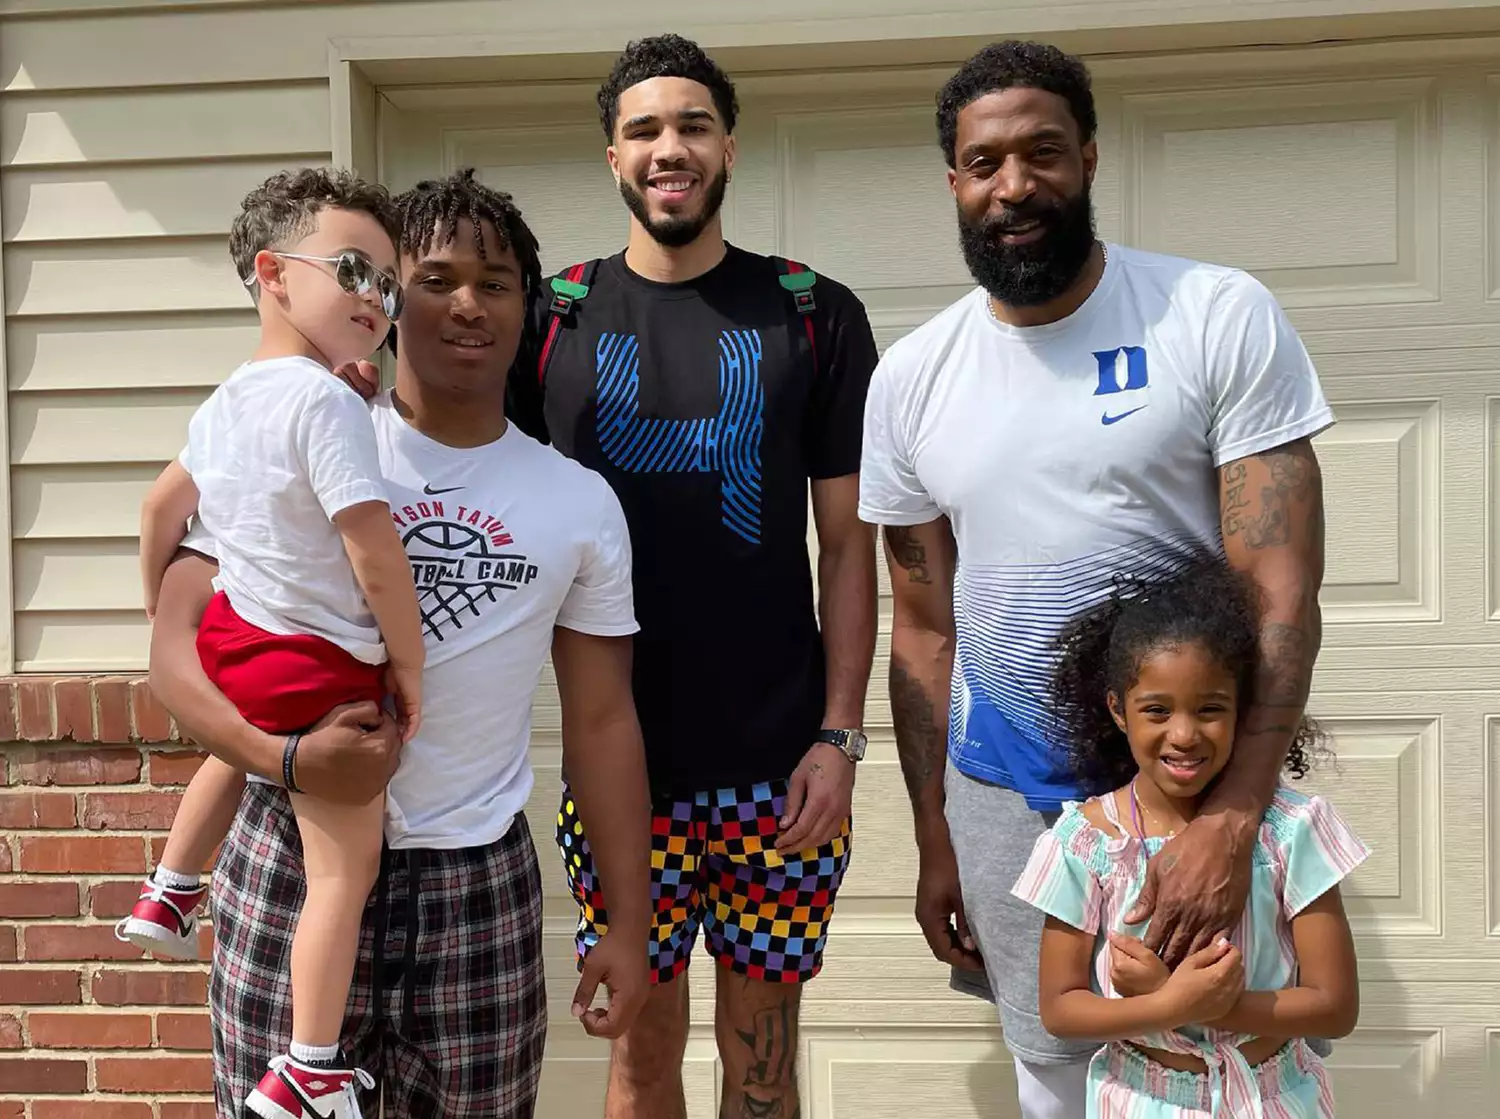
[595,330,765,545]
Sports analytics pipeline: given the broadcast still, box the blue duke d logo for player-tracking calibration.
[1093,346,1150,426]
[594,330,765,544]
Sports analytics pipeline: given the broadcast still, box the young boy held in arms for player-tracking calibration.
[124,168,423,1119]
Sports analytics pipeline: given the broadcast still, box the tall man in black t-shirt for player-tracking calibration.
[510,33,879,1119]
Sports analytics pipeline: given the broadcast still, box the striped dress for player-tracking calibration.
[1011,784,1369,1119]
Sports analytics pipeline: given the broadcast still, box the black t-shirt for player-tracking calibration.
[509,246,878,796]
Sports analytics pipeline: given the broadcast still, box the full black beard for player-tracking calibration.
[619,167,729,249]
[957,184,1097,307]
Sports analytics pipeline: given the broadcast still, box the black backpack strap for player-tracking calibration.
[537,258,602,387]
[775,257,819,373]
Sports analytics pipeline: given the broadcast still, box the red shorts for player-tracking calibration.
[196,592,385,735]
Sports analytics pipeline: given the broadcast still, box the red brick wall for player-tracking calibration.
[0,678,215,1118]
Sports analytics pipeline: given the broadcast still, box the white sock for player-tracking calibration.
[150,866,201,892]
[289,1041,341,1068]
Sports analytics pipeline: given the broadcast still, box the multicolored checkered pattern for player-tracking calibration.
[558,779,851,984]
[210,783,546,1118]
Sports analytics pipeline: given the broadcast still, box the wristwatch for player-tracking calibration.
[816,728,867,763]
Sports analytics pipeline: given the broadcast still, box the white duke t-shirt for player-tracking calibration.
[858,245,1334,811]
[194,392,637,849]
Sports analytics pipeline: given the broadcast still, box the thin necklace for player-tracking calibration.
[1129,777,1177,840]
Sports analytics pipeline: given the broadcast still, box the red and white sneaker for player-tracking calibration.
[246,1055,376,1119]
[113,880,206,960]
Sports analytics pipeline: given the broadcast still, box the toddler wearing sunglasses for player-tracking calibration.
[127,167,422,1119]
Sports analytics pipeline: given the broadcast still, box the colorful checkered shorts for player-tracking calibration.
[210,783,546,1119]
[558,779,852,985]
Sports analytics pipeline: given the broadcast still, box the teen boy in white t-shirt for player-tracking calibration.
[859,42,1331,1119]
[147,171,653,1119]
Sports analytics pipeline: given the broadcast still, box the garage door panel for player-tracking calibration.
[1487,717,1500,936]
[1123,78,1440,308]
[391,47,1492,1119]
[778,107,963,293]
[1302,717,1440,936]
[1486,74,1500,301]
[1315,399,1440,624]
[1489,398,1500,620]
[535,1034,720,1117]
[1324,1028,1443,1116]
[807,1035,1019,1119]
[1298,324,1500,358]
[447,123,626,276]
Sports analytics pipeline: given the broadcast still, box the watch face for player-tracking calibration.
[821,730,865,759]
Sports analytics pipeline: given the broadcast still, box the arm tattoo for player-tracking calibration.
[1256,622,1312,708]
[884,526,931,584]
[1221,444,1320,552]
[890,660,945,803]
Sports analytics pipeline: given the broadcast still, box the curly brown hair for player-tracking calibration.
[1049,555,1327,796]
[229,167,400,288]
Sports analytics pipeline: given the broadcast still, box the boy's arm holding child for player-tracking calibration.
[139,460,201,620]
[334,502,424,740]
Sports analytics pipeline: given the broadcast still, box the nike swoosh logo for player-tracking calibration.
[423,484,464,495]
[1101,406,1148,426]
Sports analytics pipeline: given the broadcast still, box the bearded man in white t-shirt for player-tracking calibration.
[148,170,652,1119]
[858,41,1331,1119]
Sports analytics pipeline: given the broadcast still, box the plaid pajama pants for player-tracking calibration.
[209,783,546,1118]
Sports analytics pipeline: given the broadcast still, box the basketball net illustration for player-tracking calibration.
[402,519,538,641]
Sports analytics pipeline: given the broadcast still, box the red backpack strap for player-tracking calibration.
[775,257,819,373]
[538,260,596,387]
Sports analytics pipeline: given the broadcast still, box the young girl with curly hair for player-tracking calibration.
[1011,558,1367,1118]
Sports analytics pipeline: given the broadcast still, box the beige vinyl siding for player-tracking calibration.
[1,72,333,669]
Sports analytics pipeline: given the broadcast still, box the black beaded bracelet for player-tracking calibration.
[282,733,303,794]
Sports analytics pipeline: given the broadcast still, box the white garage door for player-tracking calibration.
[381,38,1497,1119]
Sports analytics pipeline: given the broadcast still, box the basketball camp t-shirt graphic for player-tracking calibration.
[367,393,638,849]
[389,495,541,642]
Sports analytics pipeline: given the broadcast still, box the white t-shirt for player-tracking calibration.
[858,245,1334,811]
[180,356,388,664]
[188,392,638,849]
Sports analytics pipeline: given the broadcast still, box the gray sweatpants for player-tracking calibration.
[944,766,1099,1066]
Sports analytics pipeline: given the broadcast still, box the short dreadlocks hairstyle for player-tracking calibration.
[597,33,739,139]
[229,167,399,288]
[393,168,543,297]
[1049,554,1328,797]
[936,40,1097,168]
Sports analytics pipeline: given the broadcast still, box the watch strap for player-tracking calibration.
[816,729,864,761]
